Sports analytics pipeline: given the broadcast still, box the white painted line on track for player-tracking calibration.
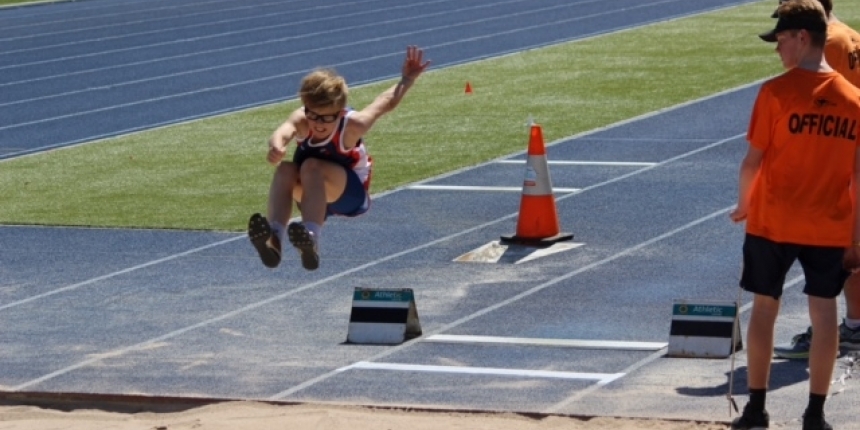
[542,274,806,414]
[0,0,702,130]
[338,361,625,383]
[1,1,625,133]
[0,0,367,38]
[407,185,581,193]
[0,0,502,54]
[0,235,243,312]
[0,0,581,70]
[269,204,742,400]
[496,160,658,167]
[12,132,745,392]
[0,0,239,24]
[425,334,668,351]
[543,275,806,414]
[0,0,760,162]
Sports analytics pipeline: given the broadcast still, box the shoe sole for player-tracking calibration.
[248,213,281,268]
[288,223,319,271]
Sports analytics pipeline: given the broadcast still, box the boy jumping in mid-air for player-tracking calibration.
[248,46,429,271]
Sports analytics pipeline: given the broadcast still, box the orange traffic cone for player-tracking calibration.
[500,123,573,247]
[464,82,473,94]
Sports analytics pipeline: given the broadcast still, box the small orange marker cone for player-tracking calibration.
[501,123,573,247]
[464,82,473,94]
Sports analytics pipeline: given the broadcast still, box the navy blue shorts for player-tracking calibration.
[326,167,369,217]
[740,234,847,300]
[293,152,370,218]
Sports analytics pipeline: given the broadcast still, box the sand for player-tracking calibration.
[0,401,733,430]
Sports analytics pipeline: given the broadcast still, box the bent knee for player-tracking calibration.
[273,162,300,187]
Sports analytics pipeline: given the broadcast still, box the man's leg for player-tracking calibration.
[807,295,838,393]
[732,293,779,429]
[841,274,860,349]
[804,295,837,429]
[747,294,780,390]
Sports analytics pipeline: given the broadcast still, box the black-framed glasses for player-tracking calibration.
[304,107,340,123]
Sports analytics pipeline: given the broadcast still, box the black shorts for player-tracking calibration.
[740,234,847,300]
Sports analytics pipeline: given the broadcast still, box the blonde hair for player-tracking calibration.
[299,69,348,110]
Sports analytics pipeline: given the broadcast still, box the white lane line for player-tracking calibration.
[338,361,624,383]
[0,0,358,40]
[9,216,508,390]
[0,0,579,71]
[0,0,240,27]
[0,1,758,163]
[496,160,657,167]
[13,132,744,392]
[0,0,695,128]
[269,203,741,400]
[0,0,496,56]
[406,185,581,193]
[0,1,625,133]
[0,235,243,312]
[542,274,807,414]
[425,335,667,351]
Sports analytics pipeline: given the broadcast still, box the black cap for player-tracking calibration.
[760,8,827,42]
[771,0,787,18]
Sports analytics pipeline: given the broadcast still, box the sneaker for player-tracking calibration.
[802,414,832,430]
[287,222,319,271]
[248,213,281,268]
[773,327,812,360]
[731,404,769,429]
[839,320,860,350]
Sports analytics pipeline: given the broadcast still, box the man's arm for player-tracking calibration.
[730,145,764,223]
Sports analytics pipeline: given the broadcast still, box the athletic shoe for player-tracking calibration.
[731,404,769,429]
[839,320,860,350]
[287,222,319,271]
[802,414,832,430]
[773,327,812,360]
[248,213,281,268]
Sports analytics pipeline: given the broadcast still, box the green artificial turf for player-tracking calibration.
[0,1,795,231]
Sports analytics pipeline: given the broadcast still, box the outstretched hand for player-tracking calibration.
[402,45,430,82]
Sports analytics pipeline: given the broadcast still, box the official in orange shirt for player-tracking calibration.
[769,0,860,361]
[730,1,860,429]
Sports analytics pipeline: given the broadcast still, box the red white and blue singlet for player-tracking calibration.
[292,109,372,217]
[293,109,372,188]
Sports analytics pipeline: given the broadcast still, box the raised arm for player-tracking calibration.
[349,46,430,135]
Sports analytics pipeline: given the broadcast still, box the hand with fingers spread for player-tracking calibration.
[401,45,430,83]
